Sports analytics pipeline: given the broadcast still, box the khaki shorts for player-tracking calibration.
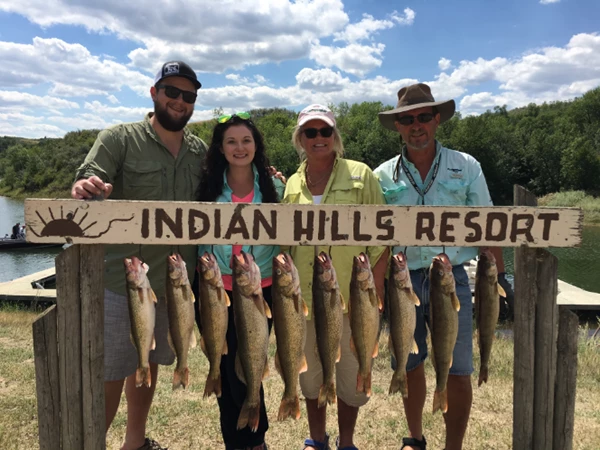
[104,289,175,381]
[300,314,369,408]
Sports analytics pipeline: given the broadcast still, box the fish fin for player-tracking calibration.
[136,366,152,388]
[356,371,372,397]
[166,331,173,353]
[263,298,272,319]
[478,365,489,387]
[274,351,283,378]
[238,400,260,433]
[411,339,419,354]
[349,336,357,360]
[302,298,309,316]
[336,344,342,363]
[172,367,189,390]
[189,329,197,349]
[203,372,222,398]
[388,335,395,360]
[318,381,336,408]
[129,333,135,347]
[432,388,448,414]
[497,283,507,298]
[222,339,228,355]
[222,289,231,307]
[389,369,408,397]
[262,356,270,380]
[299,353,308,374]
[430,345,436,372]
[372,340,379,358]
[278,395,301,421]
[200,336,207,357]
[142,262,149,274]
[151,335,157,351]
[451,292,461,312]
[150,289,158,304]
[339,292,346,310]
[410,291,421,306]
[234,353,246,385]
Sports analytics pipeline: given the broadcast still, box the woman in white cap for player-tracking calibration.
[282,104,389,450]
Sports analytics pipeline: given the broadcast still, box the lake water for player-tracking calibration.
[1,196,600,293]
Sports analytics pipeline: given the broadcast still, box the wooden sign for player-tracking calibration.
[24,199,583,247]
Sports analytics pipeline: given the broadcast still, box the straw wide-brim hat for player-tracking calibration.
[378,83,456,131]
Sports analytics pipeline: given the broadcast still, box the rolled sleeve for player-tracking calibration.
[74,129,125,183]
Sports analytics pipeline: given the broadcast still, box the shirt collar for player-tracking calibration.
[222,164,260,193]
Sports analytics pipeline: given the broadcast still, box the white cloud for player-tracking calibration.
[334,14,396,43]
[106,95,120,104]
[310,42,386,77]
[438,57,453,71]
[391,8,416,26]
[296,68,349,92]
[540,0,560,4]
[0,90,79,110]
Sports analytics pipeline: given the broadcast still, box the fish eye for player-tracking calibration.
[276,269,282,275]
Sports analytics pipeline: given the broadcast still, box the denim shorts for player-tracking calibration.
[391,264,473,376]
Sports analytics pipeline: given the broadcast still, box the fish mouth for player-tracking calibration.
[316,251,331,268]
[392,252,407,270]
[356,252,370,266]
[479,248,495,263]
[233,251,252,270]
[199,251,215,268]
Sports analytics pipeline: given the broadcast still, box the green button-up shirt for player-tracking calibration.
[74,113,208,297]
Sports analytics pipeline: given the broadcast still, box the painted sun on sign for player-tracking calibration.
[29,206,134,239]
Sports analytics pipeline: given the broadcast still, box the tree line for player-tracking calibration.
[1,87,599,206]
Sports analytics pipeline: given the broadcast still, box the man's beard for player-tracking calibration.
[153,101,193,132]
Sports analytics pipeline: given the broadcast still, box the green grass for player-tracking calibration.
[1,305,600,449]
[539,190,600,225]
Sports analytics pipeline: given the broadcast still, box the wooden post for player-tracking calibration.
[33,305,61,450]
[513,185,538,450]
[533,250,558,450]
[80,245,106,449]
[553,307,579,450]
[56,245,83,450]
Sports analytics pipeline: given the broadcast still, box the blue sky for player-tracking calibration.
[0,0,599,138]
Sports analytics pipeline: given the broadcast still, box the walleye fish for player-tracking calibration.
[312,251,345,408]
[475,248,507,387]
[232,251,271,432]
[388,252,420,397]
[124,256,157,388]
[429,253,460,414]
[348,252,382,397]
[197,252,230,398]
[166,253,197,390]
[272,252,308,421]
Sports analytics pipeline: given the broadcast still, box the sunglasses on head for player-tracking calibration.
[217,112,251,123]
[302,126,334,139]
[396,112,436,126]
[156,84,197,104]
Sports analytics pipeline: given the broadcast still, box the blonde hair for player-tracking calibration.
[292,125,345,161]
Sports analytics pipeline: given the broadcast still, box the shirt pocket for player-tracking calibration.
[123,160,164,200]
[187,164,202,199]
[382,182,409,205]
[329,180,363,204]
[436,180,468,205]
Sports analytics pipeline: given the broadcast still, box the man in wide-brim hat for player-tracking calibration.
[373,83,512,450]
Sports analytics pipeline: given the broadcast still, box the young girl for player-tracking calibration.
[195,113,284,450]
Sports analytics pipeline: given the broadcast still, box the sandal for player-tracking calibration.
[335,436,359,450]
[136,438,168,450]
[400,435,427,450]
[303,433,331,450]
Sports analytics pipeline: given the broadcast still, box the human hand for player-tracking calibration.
[498,272,514,321]
[268,166,286,185]
[71,176,113,200]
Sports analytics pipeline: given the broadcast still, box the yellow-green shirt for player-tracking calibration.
[74,113,208,297]
[282,158,387,318]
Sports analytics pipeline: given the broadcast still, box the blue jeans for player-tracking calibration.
[391,264,473,376]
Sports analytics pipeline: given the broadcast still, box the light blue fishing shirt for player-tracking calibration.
[197,164,284,279]
[374,141,493,270]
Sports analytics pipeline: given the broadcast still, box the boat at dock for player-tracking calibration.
[0,237,62,251]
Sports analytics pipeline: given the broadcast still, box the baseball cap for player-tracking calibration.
[297,104,336,127]
[154,61,202,90]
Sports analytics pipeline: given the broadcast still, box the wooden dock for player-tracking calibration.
[0,268,57,302]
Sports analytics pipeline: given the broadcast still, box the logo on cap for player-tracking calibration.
[164,63,180,75]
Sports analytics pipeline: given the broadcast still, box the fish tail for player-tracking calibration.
[136,366,151,388]
[478,365,489,387]
[277,395,301,421]
[237,400,261,432]
[317,381,336,408]
[203,372,222,398]
[356,371,372,397]
[389,370,408,398]
[172,366,189,390]
[432,388,448,414]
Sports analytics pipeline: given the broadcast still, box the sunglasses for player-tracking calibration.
[217,112,251,123]
[156,84,197,104]
[396,113,436,126]
[302,127,334,139]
